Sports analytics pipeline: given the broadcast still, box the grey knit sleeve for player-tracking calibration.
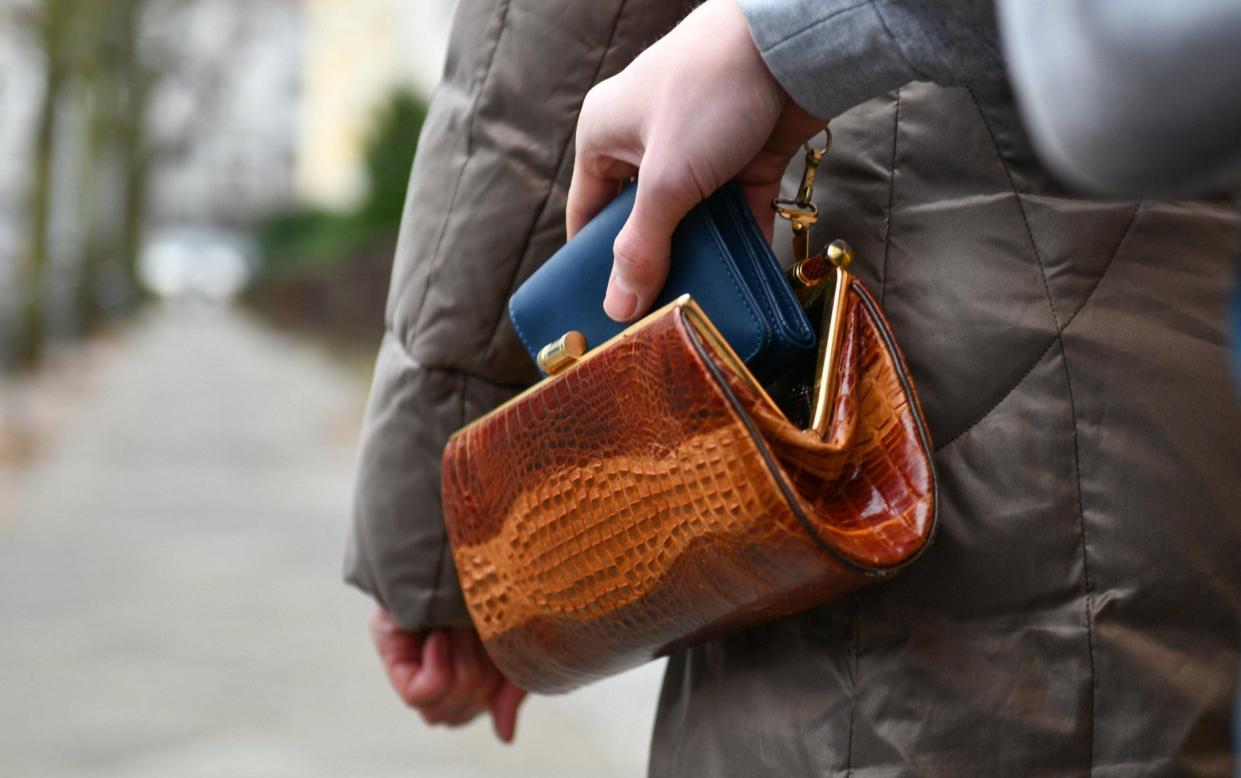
[738,0,1005,119]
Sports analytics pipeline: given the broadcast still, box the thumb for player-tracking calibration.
[488,681,528,744]
[605,172,700,322]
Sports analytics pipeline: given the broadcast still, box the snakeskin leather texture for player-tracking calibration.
[441,278,937,693]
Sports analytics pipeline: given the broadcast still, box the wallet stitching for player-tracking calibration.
[722,185,815,346]
[700,206,766,363]
[507,296,540,371]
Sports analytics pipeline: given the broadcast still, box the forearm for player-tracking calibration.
[739,0,1005,119]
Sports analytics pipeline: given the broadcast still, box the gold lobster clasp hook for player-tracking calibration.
[771,130,833,262]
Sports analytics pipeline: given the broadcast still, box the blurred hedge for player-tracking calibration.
[243,87,427,351]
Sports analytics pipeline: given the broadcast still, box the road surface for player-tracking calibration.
[0,304,664,778]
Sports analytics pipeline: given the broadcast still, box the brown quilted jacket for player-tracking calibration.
[345,1,1241,774]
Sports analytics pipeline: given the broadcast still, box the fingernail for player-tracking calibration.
[604,271,638,321]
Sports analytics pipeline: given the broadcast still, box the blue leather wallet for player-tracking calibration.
[509,182,815,381]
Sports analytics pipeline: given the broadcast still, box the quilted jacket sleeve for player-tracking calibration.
[344,0,688,633]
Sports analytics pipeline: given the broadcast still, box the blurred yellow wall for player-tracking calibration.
[297,0,455,209]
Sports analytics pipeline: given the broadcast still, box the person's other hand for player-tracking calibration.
[369,607,528,743]
[568,0,824,322]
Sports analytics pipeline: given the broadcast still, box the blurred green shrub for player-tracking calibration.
[246,86,427,351]
[360,87,427,227]
[256,86,427,274]
[255,208,371,274]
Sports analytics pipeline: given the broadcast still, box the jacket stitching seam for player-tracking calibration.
[1058,336,1097,775]
[407,0,513,356]
[1062,203,1142,330]
[933,203,1140,451]
[483,0,632,362]
[934,335,1058,452]
[879,86,901,306]
[968,87,1098,771]
[967,87,1063,330]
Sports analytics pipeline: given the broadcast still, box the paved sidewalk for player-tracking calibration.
[0,304,663,778]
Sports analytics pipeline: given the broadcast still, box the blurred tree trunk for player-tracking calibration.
[114,0,153,311]
[12,0,69,369]
[71,0,153,329]
[73,77,105,335]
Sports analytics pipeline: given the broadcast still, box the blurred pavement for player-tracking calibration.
[0,305,664,778]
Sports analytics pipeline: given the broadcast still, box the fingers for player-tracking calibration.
[403,629,455,722]
[735,103,827,245]
[369,607,424,701]
[567,79,641,239]
[436,629,500,726]
[566,161,626,240]
[369,613,509,732]
[740,180,781,244]
[605,167,701,321]
[489,680,529,744]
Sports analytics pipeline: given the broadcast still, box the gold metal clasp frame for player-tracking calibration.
[770,126,855,439]
[810,240,853,438]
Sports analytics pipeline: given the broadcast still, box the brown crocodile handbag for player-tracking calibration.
[440,145,937,694]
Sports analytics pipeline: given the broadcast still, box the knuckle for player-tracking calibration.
[579,85,601,122]
[405,694,427,712]
[643,160,708,206]
[637,167,680,201]
[576,82,611,140]
[612,234,656,278]
[408,678,447,706]
[580,76,614,117]
[422,679,448,700]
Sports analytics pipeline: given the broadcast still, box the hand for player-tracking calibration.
[568,0,824,322]
[369,607,528,743]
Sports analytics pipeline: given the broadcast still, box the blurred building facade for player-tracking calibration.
[0,0,453,362]
[146,0,303,228]
[0,0,455,241]
[297,0,454,209]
